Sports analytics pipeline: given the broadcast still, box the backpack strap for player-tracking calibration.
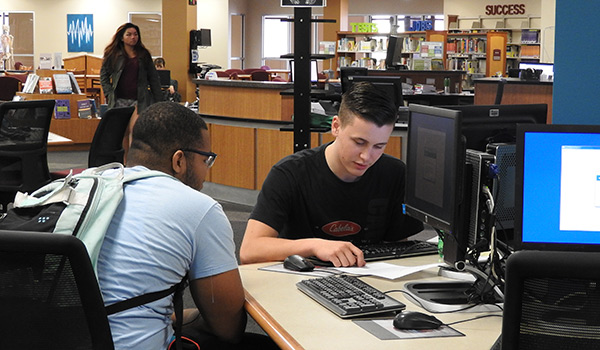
[105,275,189,350]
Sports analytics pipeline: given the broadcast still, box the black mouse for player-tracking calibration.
[393,311,443,330]
[283,254,315,272]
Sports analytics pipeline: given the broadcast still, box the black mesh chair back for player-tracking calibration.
[0,99,55,211]
[0,230,114,349]
[88,106,135,167]
[502,250,600,349]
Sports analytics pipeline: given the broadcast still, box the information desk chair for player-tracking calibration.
[0,99,55,212]
[501,250,600,349]
[0,75,22,101]
[0,230,114,349]
[51,106,135,179]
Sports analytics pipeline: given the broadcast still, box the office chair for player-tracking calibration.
[87,106,135,167]
[251,70,270,81]
[0,230,115,349]
[0,99,55,212]
[50,106,135,179]
[501,250,600,349]
[0,75,21,101]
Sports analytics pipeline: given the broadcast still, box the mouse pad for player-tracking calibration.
[353,319,464,340]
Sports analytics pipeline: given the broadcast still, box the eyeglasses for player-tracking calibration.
[180,148,217,168]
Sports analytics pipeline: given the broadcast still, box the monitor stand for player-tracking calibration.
[404,265,504,313]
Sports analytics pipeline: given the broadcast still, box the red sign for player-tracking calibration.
[485,4,526,15]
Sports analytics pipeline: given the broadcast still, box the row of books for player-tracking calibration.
[21,72,82,94]
[447,38,486,55]
[446,57,487,74]
[54,98,96,119]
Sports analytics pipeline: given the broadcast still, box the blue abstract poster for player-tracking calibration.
[67,14,93,52]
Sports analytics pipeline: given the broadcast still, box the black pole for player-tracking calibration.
[293,7,311,152]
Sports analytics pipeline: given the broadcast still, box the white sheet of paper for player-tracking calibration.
[333,262,442,280]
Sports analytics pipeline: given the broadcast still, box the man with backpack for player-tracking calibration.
[95,102,251,349]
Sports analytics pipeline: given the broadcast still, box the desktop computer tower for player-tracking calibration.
[465,144,517,251]
[486,143,517,233]
[465,149,496,248]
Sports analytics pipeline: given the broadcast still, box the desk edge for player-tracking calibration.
[244,290,304,350]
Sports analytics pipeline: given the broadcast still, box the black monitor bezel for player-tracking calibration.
[515,123,600,252]
[404,104,464,236]
[441,103,548,151]
[349,75,404,110]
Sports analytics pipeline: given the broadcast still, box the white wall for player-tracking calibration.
[0,0,161,68]
[197,0,229,69]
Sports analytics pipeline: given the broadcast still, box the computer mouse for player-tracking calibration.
[283,254,315,272]
[393,311,443,330]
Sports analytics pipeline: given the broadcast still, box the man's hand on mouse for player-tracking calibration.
[311,239,366,267]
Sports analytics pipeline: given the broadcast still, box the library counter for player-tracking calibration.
[194,78,294,121]
[200,114,406,191]
[474,77,553,123]
[240,254,502,350]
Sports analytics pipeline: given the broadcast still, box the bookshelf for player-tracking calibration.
[333,31,432,77]
[448,15,543,72]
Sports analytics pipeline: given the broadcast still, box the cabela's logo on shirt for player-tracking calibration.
[322,221,361,237]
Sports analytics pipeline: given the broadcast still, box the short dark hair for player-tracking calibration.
[129,102,207,161]
[338,81,397,127]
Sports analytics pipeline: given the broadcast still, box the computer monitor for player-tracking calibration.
[404,104,504,312]
[349,75,404,112]
[518,62,553,78]
[439,103,547,246]
[385,35,404,70]
[404,104,467,265]
[515,123,600,252]
[442,103,548,151]
[289,60,318,83]
[340,66,367,93]
[157,70,171,88]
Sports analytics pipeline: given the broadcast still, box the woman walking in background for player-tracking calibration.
[100,23,163,161]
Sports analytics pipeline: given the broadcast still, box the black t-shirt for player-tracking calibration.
[250,143,423,243]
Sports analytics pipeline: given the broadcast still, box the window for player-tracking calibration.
[0,11,34,70]
[129,12,162,58]
[262,16,291,67]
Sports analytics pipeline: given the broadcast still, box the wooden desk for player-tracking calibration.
[474,77,553,123]
[240,255,502,350]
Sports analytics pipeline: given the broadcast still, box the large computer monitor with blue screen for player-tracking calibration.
[516,123,600,252]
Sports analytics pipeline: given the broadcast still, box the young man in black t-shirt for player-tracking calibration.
[240,82,423,267]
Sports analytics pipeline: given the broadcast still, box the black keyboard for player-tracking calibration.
[358,240,439,261]
[296,275,405,318]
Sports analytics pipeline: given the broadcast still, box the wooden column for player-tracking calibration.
[322,0,348,71]
[162,1,197,103]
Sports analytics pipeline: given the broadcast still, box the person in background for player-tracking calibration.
[154,57,181,103]
[240,82,423,267]
[97,102,276,350]
[100,22,163,160]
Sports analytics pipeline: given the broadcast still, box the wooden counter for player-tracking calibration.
[194,79,294,121]
[474,77,553,123]
[202,115,405,191]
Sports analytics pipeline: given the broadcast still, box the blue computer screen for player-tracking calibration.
[521,128,600,247]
